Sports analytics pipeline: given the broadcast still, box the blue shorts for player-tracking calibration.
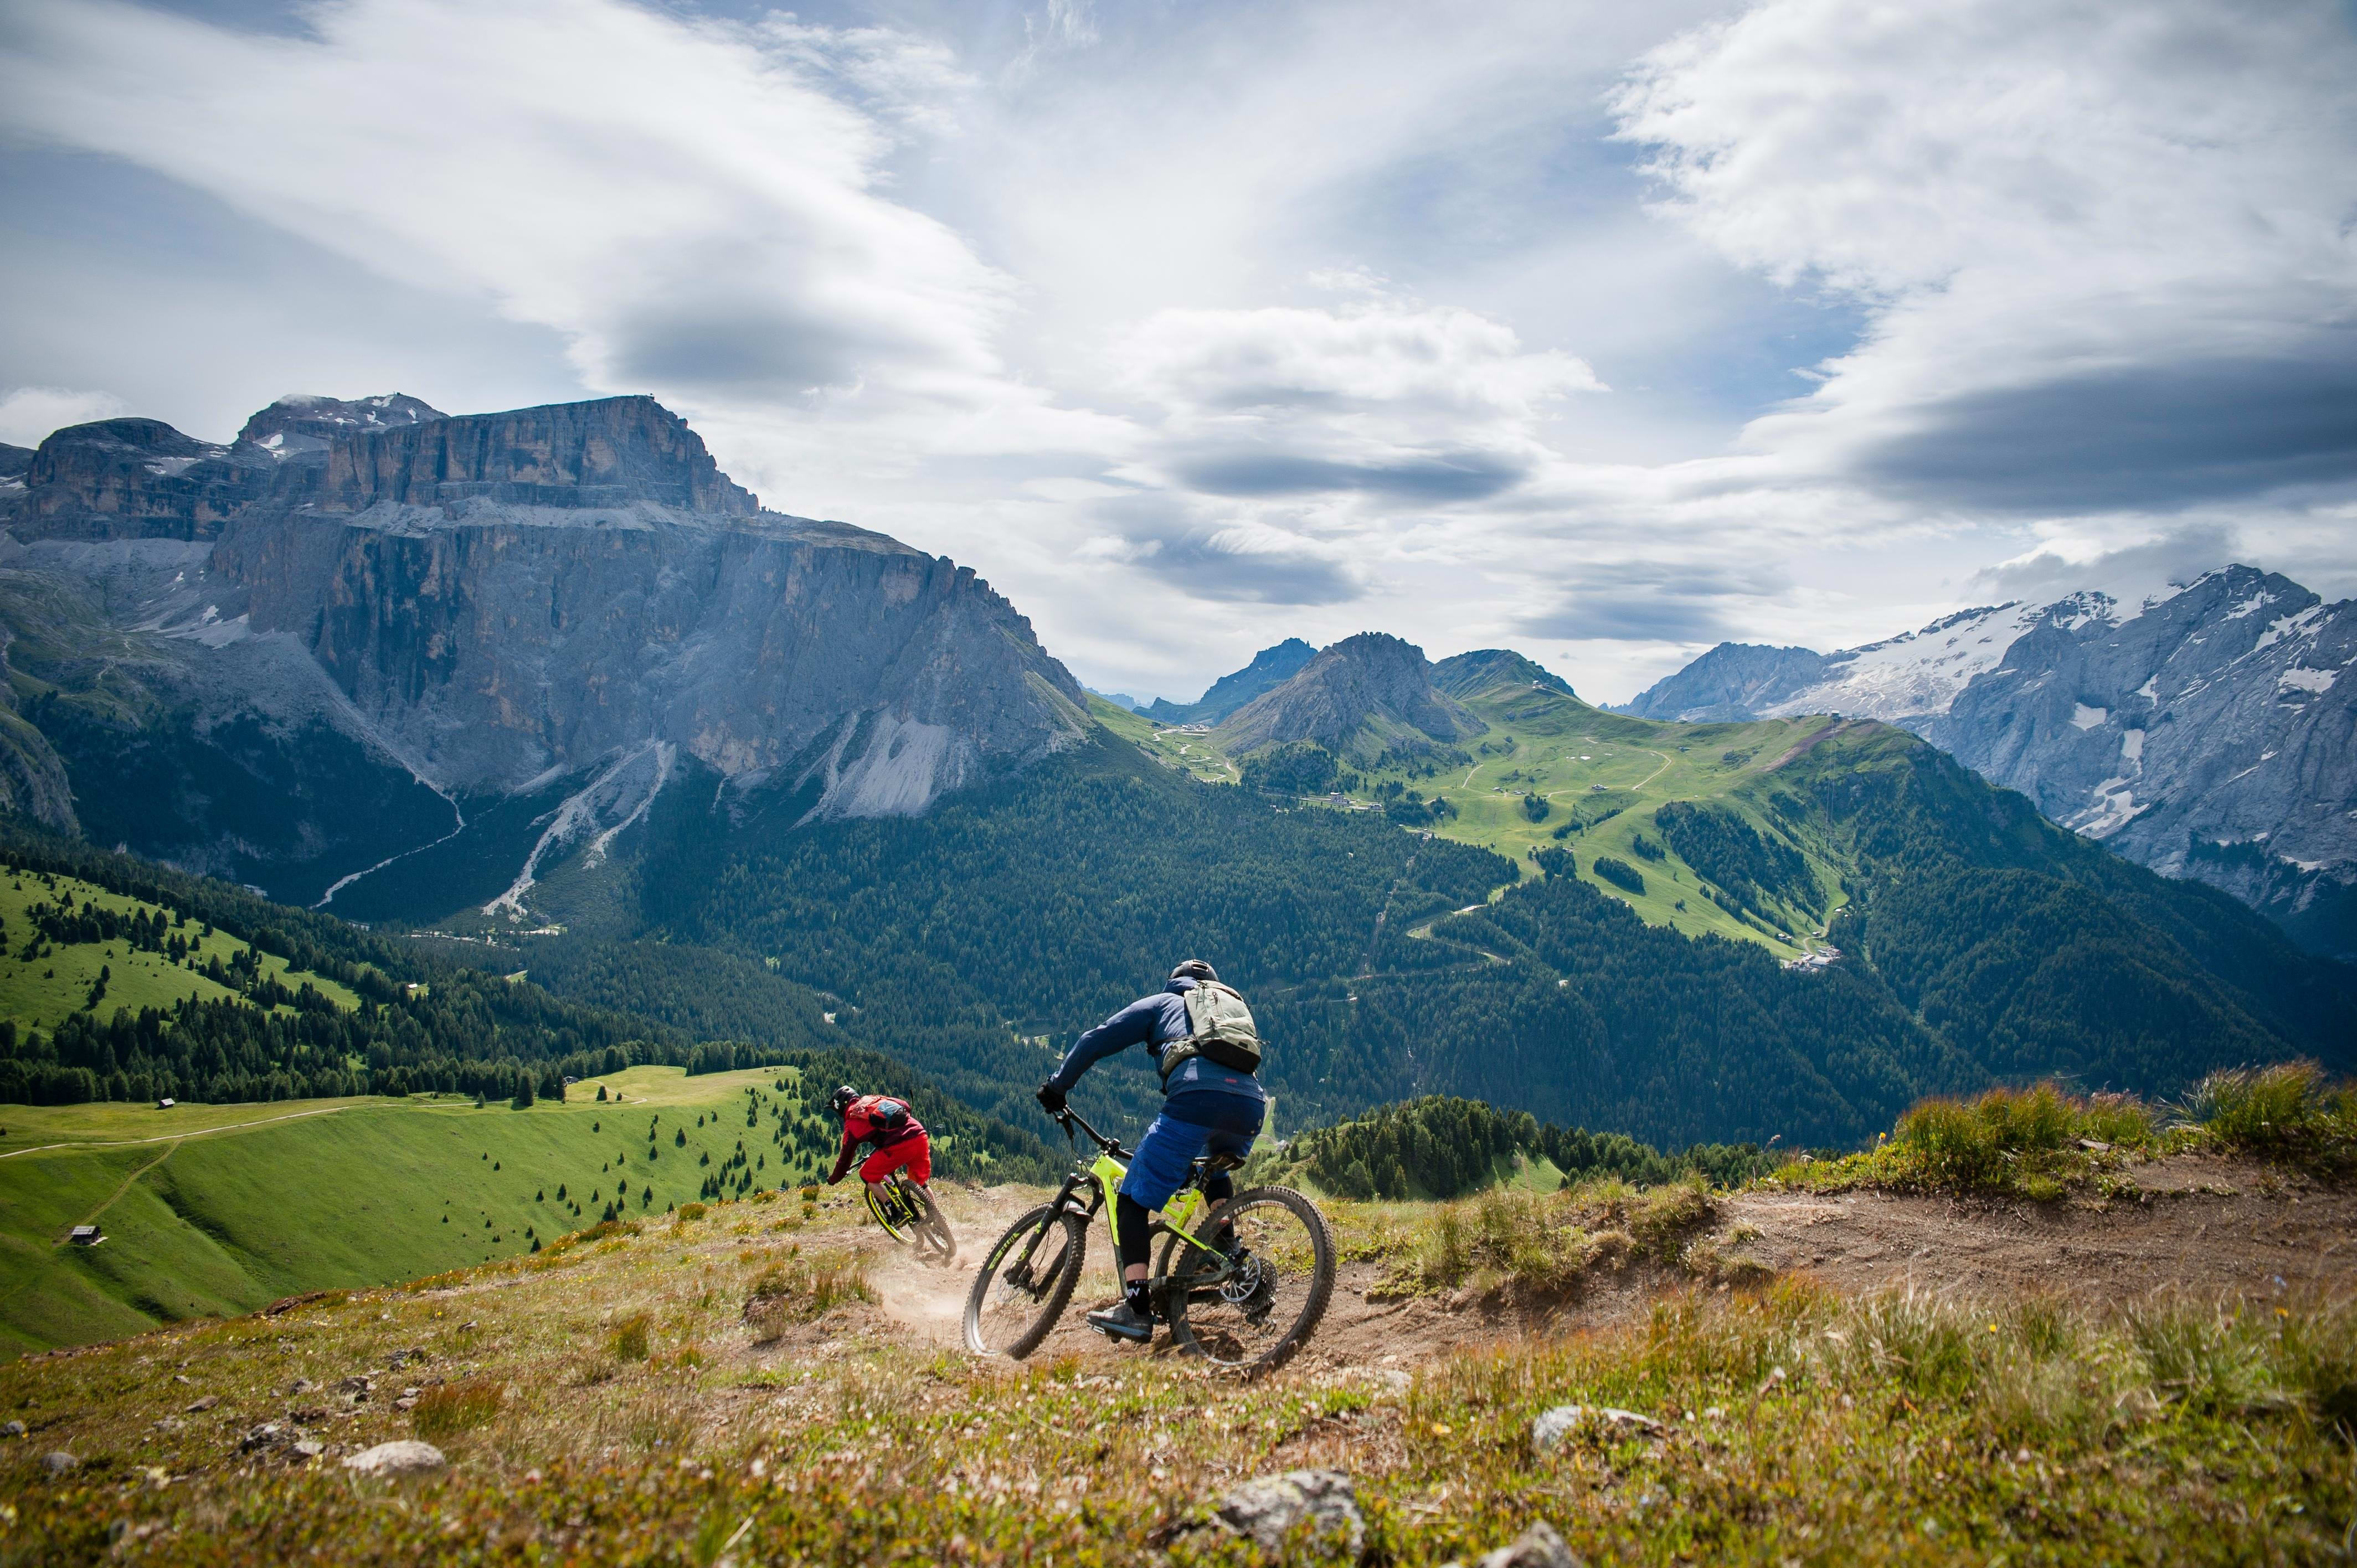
[1119,1091,1265,1211]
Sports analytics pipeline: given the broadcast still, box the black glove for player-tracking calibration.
[1035,1081,1067,1115]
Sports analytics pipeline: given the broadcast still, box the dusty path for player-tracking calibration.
[849,1157,2357,1381]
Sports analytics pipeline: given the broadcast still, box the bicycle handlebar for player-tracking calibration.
[1053,1105,1129,1160]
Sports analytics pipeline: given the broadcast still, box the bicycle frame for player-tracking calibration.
[1052,1108,1227,1264]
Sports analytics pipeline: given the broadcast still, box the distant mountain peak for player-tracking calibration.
[238,392,444,462]
[1432,647,1577,702]
[1143,636,1316,725]
[1215,631,1480,758]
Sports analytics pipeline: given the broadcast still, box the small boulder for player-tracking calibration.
[2,1420,24,1437]
[184,1395,221,1413]
[1531,1405,1664,1451]
[288,1377,317,1395]
[1476,1521,1585,1568]
[292,1440,324,1460]
[1213,1468,1363,1555]
[343,1440,445,1478]
[42,1451,78,1476]
[238,1423,290,1455]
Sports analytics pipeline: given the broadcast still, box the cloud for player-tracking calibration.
[1969,525,2241,610]
[0,385,127,448]
[1517,559,1790,643]
[0,0,1019,415]
[1614,0,2357,514]
[1084,496,1366,606]
[1175,450,1530,502]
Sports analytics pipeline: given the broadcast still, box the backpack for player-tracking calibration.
[1160,980,1263,1084]
[861,1096,913,1139]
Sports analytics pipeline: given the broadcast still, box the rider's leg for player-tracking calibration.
[1085,1110,1211,1340]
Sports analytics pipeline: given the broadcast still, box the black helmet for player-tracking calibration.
[1170,959,1217,983]
[828,1085,858,1115]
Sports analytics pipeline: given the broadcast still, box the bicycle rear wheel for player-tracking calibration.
[1156,1185,1335,1375]
[963,1203,1084,1359]
[910,1183,958,1266]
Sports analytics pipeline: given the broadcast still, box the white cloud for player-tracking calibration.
[0,0,1030,424]
[1614,0,2357,510]
[0,386,127,448]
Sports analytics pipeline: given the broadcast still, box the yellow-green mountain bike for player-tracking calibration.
[864,1172,957,1266]
[962,1106,1334,1373]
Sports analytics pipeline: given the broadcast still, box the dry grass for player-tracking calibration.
[2,1189,2354,1565]
[1366,1174,1717,1299]
[410,1378,503,1440]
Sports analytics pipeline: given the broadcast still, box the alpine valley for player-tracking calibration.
[0,393,2350,1167]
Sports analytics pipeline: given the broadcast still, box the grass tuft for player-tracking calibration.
[412,1377,505,1439]
[743,1249,874,1341]
[2185,1060,2357,1170]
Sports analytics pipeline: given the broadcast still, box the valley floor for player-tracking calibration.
[3,1153,2353,1564]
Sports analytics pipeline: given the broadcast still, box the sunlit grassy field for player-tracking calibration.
[0,1068,848,1356]
[0,869,360,1034]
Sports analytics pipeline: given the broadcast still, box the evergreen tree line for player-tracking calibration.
[1653,800,1824,918]
[1293,1094,1777,1200]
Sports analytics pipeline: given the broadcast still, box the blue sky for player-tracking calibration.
[2,0,2352,702]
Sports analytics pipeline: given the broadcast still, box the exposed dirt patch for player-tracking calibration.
[1719,1153,2357,1307]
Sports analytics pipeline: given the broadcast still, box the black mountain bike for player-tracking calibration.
[963,1106,1334,1373]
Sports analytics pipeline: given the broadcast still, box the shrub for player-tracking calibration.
[744,1250,875,1342]
[1521,793,1550,823]
[608,1313,652,1361]
[677,1203,708,1221]
[2187,1061,2356,1166]
[413,1378,505,1438]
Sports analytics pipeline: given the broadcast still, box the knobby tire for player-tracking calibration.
[963,1203,1085,1359]
[1156,1184,1335,1375]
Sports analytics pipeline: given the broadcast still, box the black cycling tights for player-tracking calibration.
[1116,1173,1238,1276]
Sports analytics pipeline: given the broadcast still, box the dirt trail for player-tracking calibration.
[841,1157,2357,1379]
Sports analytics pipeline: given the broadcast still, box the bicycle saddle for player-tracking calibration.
[1195,1151,1246,1174]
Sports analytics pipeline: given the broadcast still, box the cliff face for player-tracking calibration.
[1216,632,1481,759]
[291,396,756,514]
[6,418,267,541]
[0,393,1090,916]
[1922,567,2357,958]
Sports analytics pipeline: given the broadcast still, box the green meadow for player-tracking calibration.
[0,868,361,1034]
[0,1066,844,1357]
[1109,680,1851,956]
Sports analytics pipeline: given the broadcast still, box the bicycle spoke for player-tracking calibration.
[1159,1187,1334,1374]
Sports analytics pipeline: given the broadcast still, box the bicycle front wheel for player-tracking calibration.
[963,1204,1084,1359]
[866,1184,915,1246]
[1156,1185,1335,1375]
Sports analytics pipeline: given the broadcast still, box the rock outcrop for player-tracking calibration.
[4,418,267,541]
[1613,642,1835,722]
[1214,632,1481,759]
[235,393,444,465]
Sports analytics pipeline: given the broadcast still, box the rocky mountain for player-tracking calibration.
[1142,637,1315,725]
[1213,631,1481,760]
[0,395,447,544]
[1923,568,2357,958]
[0,394,1089,917]
[1617,568,2357,958]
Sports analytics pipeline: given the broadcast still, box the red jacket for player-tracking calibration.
[828,1095,925,1183]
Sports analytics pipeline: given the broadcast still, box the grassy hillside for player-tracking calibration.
[0,1065,1011,1356]
[0,867,361,1034]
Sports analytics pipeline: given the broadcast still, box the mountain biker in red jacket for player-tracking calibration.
[825,1086,932,1196]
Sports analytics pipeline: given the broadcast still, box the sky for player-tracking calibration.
[1,0,2352,705]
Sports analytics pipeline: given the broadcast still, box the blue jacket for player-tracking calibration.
[1046,978,1265,1105]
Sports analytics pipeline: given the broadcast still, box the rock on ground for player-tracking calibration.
[1531,1404,1664,1450]
[1213,1467,1364,1554]
[342,1440,446,1477]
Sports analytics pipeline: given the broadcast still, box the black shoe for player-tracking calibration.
[1085,1300,1155,1343]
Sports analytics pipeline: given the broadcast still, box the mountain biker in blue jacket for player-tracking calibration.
[1036,959,1264,1343]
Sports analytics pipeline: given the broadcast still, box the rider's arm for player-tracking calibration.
[1044,994,1161,1092]
[825,1121,860,1185]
